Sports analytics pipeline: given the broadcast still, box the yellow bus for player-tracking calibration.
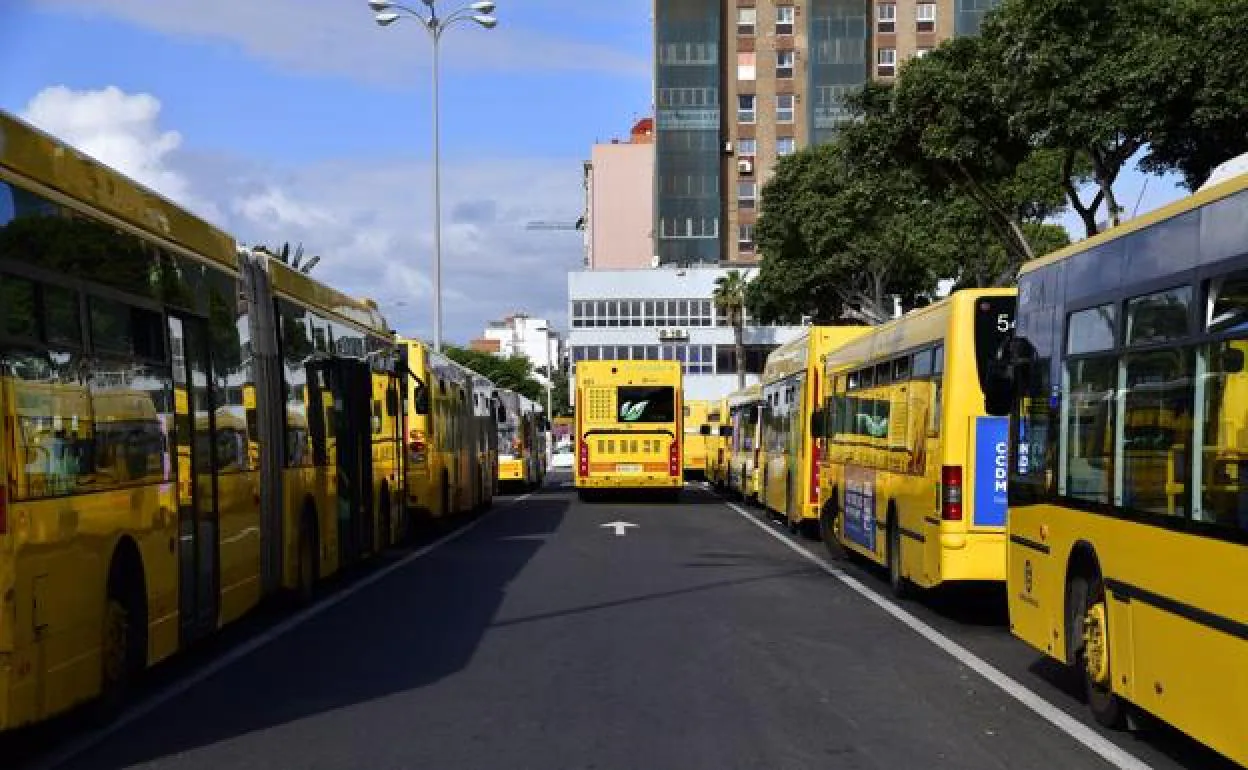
[725,385,763,501]
[496,389,546,490]
[704,397,732,490]
[760,327,869,537]
[993,167,1248,765]
[818,289,1017,597]
[398,339,496,525]
[0,109,404,732]
[682,399,716,481]
[574,360,683,500]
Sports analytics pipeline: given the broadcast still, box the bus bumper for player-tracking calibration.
[937,532,1007,582]
[577,475,682,490]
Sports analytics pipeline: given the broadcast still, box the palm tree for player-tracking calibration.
[713,270,750,390]
[256,242,321,274]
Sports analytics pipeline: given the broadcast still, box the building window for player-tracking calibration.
[877,2,896,33]
[738,223,755,252]
[877,47,897,77]
[917,2,936,32]
[776,50,795,79]
[776,94,795,123]
[737,138,757,159]
[737,7,756,35]
[738,181,757,209]
[738,94,756,124]
[915,47,933,59]
[776,5,795,35]
[737,52,756,81]
[776,137,796,156]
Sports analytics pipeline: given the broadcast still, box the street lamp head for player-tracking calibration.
[375,10,400,24]
[367,0,392,10]
[470,1,496,13]
[472,13,497,28]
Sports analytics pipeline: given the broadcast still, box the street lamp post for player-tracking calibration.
[368,0,498,353]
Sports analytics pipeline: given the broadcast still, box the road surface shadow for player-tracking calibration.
[33,493,568,770]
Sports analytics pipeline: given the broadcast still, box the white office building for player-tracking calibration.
[567,266,805,402]
[476,314,563,385]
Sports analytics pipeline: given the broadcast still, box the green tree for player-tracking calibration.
[713,270,750,390]
[1139,0,1248,190]
[443,346,546,405]
[535,364,572,417]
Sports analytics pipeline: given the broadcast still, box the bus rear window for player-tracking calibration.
[974,296,1017,394]
[617,386,676,423]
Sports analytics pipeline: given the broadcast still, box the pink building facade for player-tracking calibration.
[584,124,655,271]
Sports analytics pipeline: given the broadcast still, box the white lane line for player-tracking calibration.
[29,493,536,770]
[723,501,1153,770]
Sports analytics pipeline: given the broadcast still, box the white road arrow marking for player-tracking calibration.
[601,521,638,537]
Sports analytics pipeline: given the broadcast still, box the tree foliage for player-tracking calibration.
[443,346,550,409]
[713,270,750,389]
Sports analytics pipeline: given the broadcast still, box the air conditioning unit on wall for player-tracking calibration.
[738,158,754,175]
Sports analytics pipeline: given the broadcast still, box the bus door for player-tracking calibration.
[309,357,375,566]
[168,315,220,643]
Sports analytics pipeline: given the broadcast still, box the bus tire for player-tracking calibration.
[887,514,913,599]
[297,505,320,605]
[379,485,392,550]
[819,499,849,560]
[98,542,147,720]
[1068,561,1126,729]
[798,519,821,541]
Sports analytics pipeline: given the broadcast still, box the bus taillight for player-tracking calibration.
[669,440,680,476]
[578,440,589,476]
[941,465,963,521]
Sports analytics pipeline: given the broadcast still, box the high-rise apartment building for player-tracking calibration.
[653,0,1000,267]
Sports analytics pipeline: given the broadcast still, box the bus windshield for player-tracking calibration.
[617,386,675,423]
[974,295,1016,395]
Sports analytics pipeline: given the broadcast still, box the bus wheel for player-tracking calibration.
[819,501,848,560]
[887,517,913,599]
[99,553,146,719]
[1072,572,1126,728]
[379,486,393,550]
[297,508,319,605]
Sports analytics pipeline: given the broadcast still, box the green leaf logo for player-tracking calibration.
[620,401,648,421]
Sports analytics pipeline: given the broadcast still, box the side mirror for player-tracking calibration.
[809,408,826,438]
[496,404,507,423]
[1222,346,1245,374]
[719,425,734,438]
[982,356,1016,418]
[413,384,431,416]
[699,424,712,436]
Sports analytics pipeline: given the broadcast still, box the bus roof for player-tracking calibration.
[0,109,238,270]
[822,289,1016,372]
[266,256,391,336]
[761,326,870,384]
[726,383,762,408]
[1019,167,1248,277]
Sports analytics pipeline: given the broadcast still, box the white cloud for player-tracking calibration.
[31,0,648,82]
[20,85,221,219]
[20,84,581,343]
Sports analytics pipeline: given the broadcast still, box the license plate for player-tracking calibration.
[616,463,643,473]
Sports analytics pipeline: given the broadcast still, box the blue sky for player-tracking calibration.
[0,0,1192,341]
[0,0,654,343]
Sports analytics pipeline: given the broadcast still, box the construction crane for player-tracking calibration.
[526,216,585,232]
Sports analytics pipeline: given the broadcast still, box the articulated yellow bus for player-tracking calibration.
[682,399,719,481]
[497,389,546,490]
[818,289,1017,597]
[761,327,869,537]
[726,384,763,501]
[574,360,683,500]
[704,397,731,489]
[995,167,1248,765]
[398,339,496,524]
[0,109,404,732]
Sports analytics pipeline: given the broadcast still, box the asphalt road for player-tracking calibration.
[13,474,1237,770]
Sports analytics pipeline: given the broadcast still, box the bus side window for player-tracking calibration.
[930,345,944,437]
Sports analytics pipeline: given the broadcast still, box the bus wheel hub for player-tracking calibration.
[1082,603,1110,686]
